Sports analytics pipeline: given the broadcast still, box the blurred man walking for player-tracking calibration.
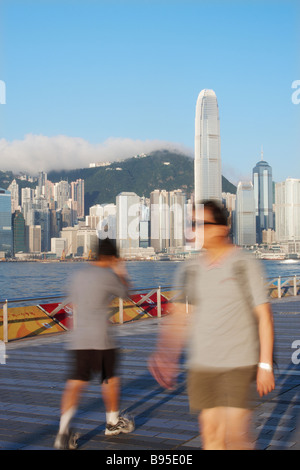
[149,200,275,450]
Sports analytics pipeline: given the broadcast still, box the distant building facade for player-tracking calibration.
[7,179,20,213]
[0,188,13,256]
[274,178,300,243]
[150,190,171,252]
[28,225,41,253]
[71,179,85,219]
[235,182,256,246]
[252,155,274,243]
[116,192,140,250]
[150,189,186,252]
[12,211,26,254]
[51,238,67,258]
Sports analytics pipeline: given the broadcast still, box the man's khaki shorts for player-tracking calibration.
[187,365,257,411]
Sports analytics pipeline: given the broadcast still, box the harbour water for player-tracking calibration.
[0,258,300,303]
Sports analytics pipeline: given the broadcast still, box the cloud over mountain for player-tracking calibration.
[0,134,193,174]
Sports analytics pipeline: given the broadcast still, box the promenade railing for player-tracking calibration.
[0,286,178,344]
[266,274,300,299]
[1,276,300,344]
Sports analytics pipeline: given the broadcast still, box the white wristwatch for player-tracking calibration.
[258,362,273,372]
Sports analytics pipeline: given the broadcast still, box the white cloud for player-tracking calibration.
[0,134,193,175]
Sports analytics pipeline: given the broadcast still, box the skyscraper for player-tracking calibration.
[274,178,300,244]
[12,211,26,254]
[150,190,170,252]
[235,182,256,246]
[116,192,140,250]
[33,206,50,252]
[169,189,186,249]
[71,179,85,218]
[194,89,222,203]
[7,179,19,213]
[21,187,34,207]
[28,225,41,253]
[150,189,186,252]
[37,171,47,198]
[252,150,274,243]
[54,180,70,210]
[0,188,13,256]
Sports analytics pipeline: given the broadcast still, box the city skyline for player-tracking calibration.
[0,1,299,184]
[1,163,300,259]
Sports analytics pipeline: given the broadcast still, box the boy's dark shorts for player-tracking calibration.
[68,348,118,383]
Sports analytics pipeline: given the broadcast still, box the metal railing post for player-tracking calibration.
[157,286,161,318]
[278,276,281,299]
[3,300,8,344]
[119,297,123,324]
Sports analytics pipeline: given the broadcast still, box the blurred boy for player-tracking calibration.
[54,238,134,450]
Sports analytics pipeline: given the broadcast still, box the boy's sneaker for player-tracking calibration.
[54,430,79,450]
[105,415,135,436]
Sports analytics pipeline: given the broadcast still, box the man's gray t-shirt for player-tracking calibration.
[174,248,268,370]
[67,265,128,350]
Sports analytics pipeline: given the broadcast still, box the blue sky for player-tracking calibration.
[0,0,299,183]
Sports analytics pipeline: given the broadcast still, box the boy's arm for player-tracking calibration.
[254,303,275,397]
[148,299,188,389]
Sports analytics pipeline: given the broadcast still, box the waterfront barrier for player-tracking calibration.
[0,286,178,343]
[266,275,300,298]
[1,276,299,343]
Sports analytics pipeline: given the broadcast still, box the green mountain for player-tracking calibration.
[47,150,236,213]
[1,150,236,213]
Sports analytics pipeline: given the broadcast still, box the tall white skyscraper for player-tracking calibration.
[116,192,140,250]
[274,178,300,243]
[235,182,256,246]
[54,180,70,210]
[150,189,186,252]
[194,89,222,203]
[150,190,170,252]
[169,190,186,249]
[71,179,85,218]
[21,187,34,206]
[7,179,19,213]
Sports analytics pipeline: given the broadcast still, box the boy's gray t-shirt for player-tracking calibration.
[174,248,268,370]
[67,265,128,350]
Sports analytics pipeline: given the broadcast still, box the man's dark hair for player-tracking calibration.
[97,238,119,258]
[201,199,229,226]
